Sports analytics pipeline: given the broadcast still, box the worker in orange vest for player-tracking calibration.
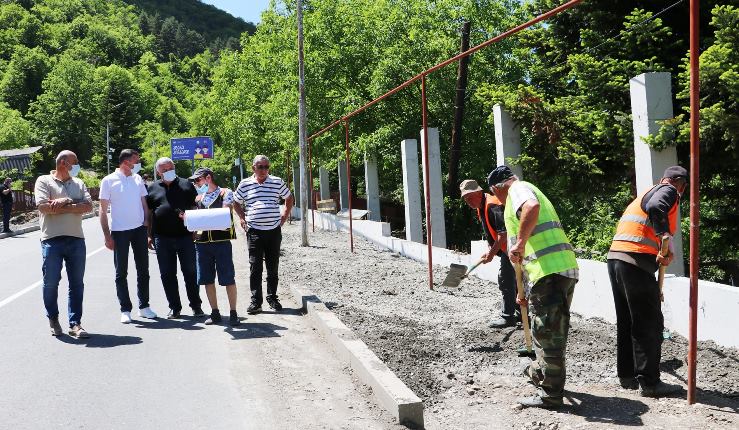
[608,165,687,398]
[460,179,518,328]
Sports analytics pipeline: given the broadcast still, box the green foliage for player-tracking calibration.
[0,102,35,149]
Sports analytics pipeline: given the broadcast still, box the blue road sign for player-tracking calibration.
[170,137,214,161]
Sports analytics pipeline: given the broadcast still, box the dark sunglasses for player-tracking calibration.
[255,164,270,170]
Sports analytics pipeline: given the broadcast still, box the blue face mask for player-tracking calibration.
[162,170,177,182]
[196,183,209,194]
[132,163,142,174]
[69,164,81,177]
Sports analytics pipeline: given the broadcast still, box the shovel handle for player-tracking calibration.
[515,263,533,354]
[657,237,670,302]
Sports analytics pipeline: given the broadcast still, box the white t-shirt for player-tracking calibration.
[99,169,148,231]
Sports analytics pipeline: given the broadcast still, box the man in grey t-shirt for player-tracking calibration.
[35,150,92,338]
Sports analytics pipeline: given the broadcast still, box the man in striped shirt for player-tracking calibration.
[233,155,294,314]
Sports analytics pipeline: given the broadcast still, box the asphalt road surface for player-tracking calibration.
[0,217,396,429]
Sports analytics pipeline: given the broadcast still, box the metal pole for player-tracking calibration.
[152,139,156,180]
[687,0,700,405]
[239,157,244,180]
[309,139,315,232]
[297,0,309,246]
[344,120,354,253]
[106,123,110,174]
[421,74,433,290]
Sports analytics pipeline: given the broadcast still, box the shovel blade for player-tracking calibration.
[441,263,468,288]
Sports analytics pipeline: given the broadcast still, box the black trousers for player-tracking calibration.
[247,227,281,305]
[498,252,518,318]
[607,259,663,386]
[2,200,11,231]
[112,226,150,312]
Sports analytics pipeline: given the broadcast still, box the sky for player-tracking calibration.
[200,0,271,24]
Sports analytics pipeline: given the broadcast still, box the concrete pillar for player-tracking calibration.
[364,152,381,221]
[401,139,423,243]
[629,72,684,275]
[319,166,330,200]
[419,127,446,248]
[292,164,301,208]
[493,104,523,179]
[338,156,349,210]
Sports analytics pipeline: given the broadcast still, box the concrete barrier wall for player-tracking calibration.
[296,209,739,349]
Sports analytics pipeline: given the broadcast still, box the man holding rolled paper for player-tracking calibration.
[147,157,203,319]
[187,167,240,326]
[608,165,687,398]
[233,155,293,314]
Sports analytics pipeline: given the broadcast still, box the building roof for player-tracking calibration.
[0,146,43,158]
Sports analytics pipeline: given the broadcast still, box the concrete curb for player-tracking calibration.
[0,212,97,240]
[289,283,424,429]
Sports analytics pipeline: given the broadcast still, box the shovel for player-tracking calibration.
[441,259,483,288]
[514,262,535,358]
[658,236,671,302]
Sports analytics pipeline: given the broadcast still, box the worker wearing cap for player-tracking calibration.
[608,165,687,398]
[487,165,578,409]
[189,167,240,326]
[459,179,518,328]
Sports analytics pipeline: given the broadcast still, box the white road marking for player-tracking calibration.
[0,245,107,309]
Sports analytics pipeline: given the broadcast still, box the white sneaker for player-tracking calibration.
[138,307,157,319]
[120,312,132,324]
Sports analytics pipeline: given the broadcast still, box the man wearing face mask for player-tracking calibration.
[608,166,687,398]
[188,167,239,326]
[146,157,203,319]
[100,149,157,323]
[35,150,93,338]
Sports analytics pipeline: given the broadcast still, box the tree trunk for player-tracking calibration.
[447,21,471,199]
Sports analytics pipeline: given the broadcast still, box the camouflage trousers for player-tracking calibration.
[525,274,577,400]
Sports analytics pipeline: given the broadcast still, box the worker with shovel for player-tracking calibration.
[607,165,687,398]
[459,179,519,328]
[488,165,579,409]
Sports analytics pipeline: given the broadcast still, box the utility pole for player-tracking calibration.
[106,123,110,174]
[447,21,471,199]
[297,0,309,246]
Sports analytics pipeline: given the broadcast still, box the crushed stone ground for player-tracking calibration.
[280,222,739,429]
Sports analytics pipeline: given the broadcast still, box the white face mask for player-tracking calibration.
[132,163,142,174]
[162,170,177,182]
[69,164,81,177]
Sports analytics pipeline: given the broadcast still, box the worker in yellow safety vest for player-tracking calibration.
[459,179,519,328]
[608,165,687,398]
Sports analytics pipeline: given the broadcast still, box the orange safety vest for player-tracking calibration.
[610,185,679,255]
[476,193,507,252]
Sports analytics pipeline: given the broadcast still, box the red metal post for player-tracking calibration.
[344,120,355,253]
[420,74,433,290]
[309,139,315,232]
[687,0,700,405]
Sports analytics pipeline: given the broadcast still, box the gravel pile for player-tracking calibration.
[280,223,739,429]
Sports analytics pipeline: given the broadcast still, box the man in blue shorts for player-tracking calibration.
[190,167,239,326]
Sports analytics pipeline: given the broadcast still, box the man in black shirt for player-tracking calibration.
[147,157,203,319]
[460,179,518,328]
[1,177,13,233]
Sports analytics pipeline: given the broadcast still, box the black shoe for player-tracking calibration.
[247,303,262,314]
[49,317,63,336]
[619,377,639,390]
[229,310,240,326]
[640,380,683,398]
[166,309,181,319]
[266,297,282,311]
[192,307,206,318]
[205,310,222,325]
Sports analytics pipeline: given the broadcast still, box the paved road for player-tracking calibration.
[0,217,395,429]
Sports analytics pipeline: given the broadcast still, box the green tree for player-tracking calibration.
[0,46,51,114]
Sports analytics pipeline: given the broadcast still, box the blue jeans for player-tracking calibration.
[154,235,201,312]
[41,236,86,327]
[112,226,150,312]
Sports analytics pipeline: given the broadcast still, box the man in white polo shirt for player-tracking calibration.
[99,149,158,323]
[233,155,293,314]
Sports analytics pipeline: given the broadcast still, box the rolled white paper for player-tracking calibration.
[185,208,232,232]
